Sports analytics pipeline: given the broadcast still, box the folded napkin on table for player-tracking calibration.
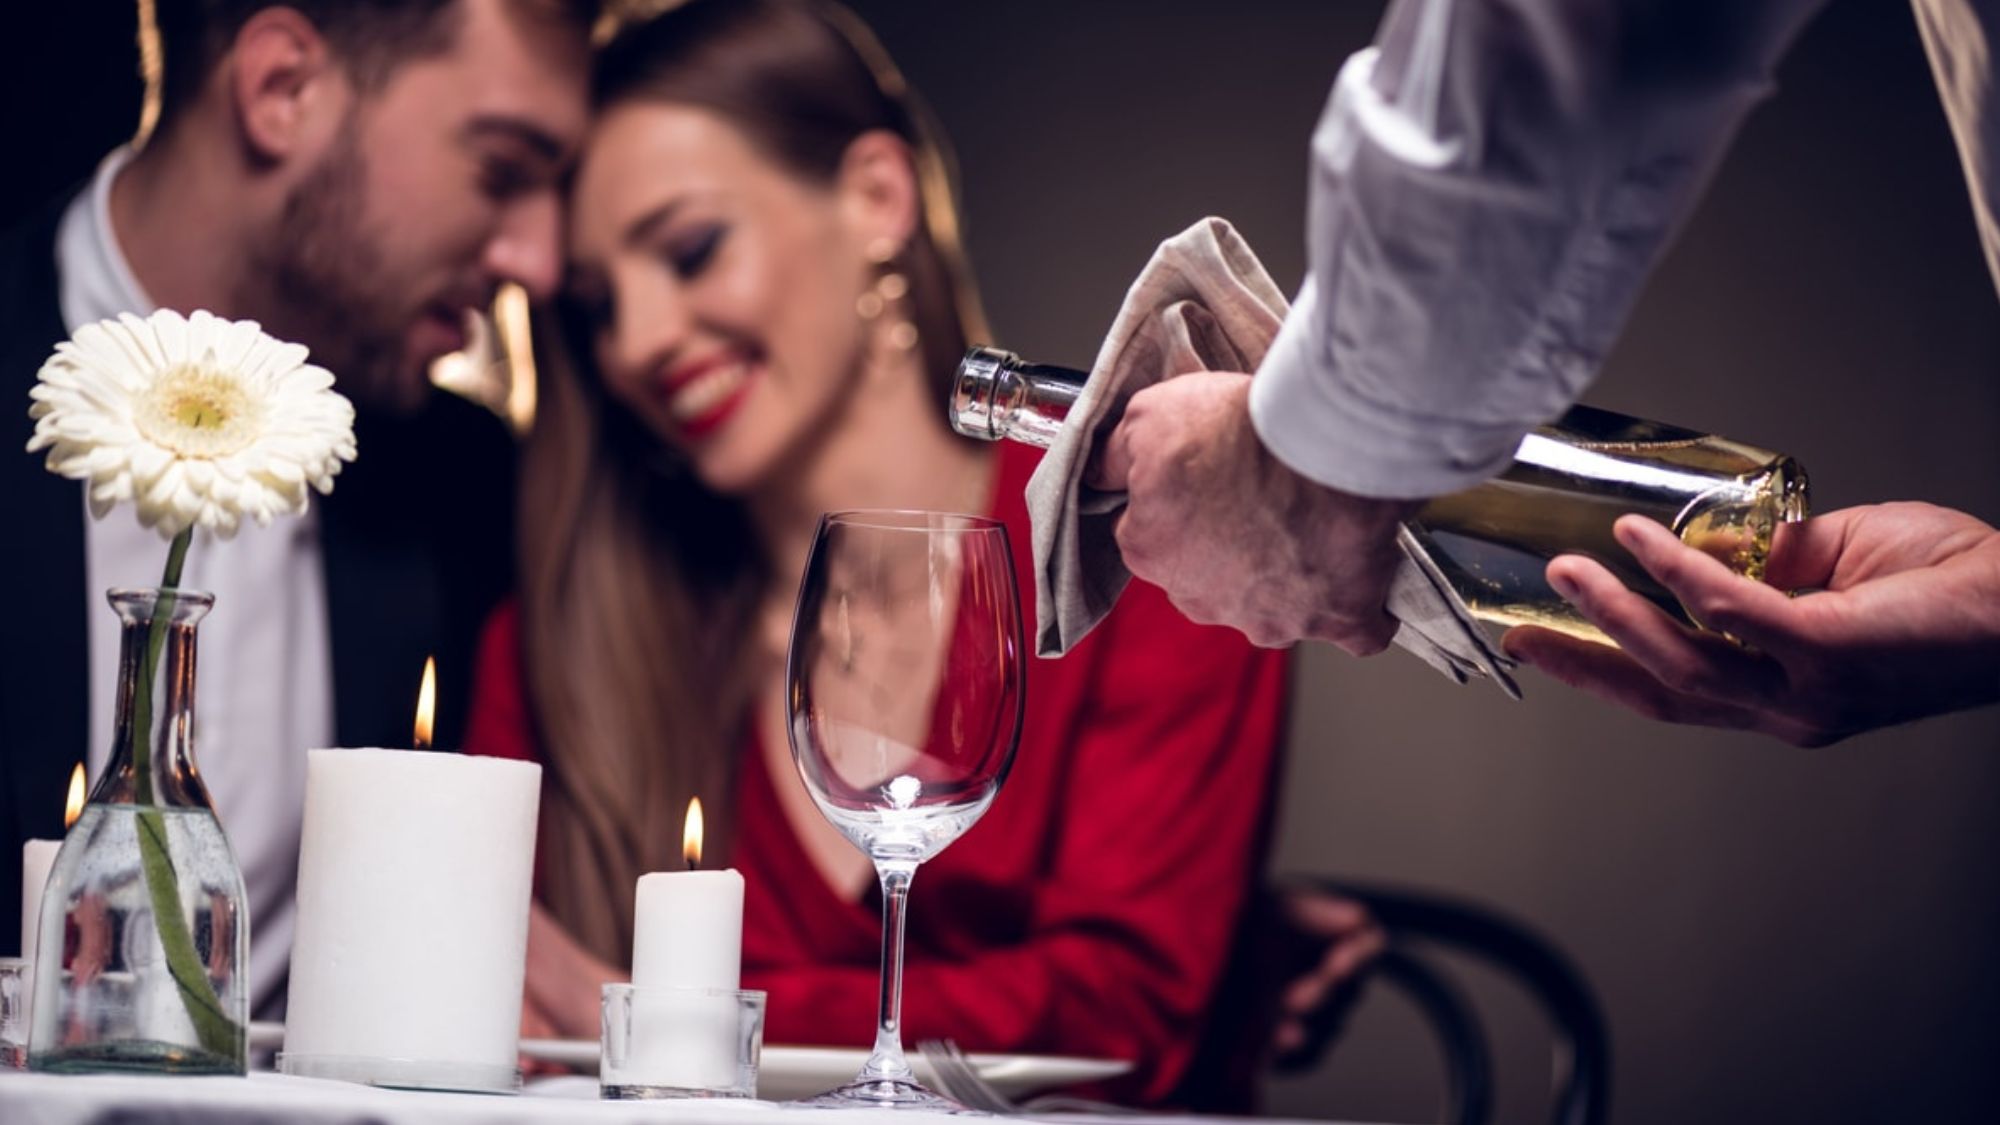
[1022,216,1520,697]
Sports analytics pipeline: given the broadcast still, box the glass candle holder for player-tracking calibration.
[0,957,29,1069]
[600,984,764,1099]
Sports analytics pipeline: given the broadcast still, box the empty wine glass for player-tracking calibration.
[785,510,1025,1110]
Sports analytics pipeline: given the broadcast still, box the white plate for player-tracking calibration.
[519,1038,1131,1101]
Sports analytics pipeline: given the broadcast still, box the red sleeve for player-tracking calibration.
[752,580,1287,1105]
[463,599,541,764]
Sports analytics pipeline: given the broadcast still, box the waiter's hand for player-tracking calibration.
[1504,504,2000,746]
[1091,372,1418,652]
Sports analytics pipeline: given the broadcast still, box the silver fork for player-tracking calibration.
[917,1037,1017,1113]
[917,1038,1137,1117]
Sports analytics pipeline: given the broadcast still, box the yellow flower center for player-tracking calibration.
[136,358,261,459]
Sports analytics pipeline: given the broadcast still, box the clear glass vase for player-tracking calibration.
[28,587,248,1075]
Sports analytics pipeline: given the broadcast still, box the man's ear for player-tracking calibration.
[227,7,350,163]
[836,130,921,258]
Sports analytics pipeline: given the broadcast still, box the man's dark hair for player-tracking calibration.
[153,1,601,124]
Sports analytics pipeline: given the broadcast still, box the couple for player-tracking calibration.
[0,0,1355,1106]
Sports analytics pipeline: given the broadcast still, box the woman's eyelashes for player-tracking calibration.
[661,224,726,279]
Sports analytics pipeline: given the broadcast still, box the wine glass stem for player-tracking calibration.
[859,859,918,1085]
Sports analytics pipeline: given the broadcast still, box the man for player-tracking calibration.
[0,0,593,1017]
[1095,0,2000,747]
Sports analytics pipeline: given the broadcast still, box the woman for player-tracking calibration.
[465,0,1287,1104]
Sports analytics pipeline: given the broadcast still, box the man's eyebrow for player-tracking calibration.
[462,115,568,164]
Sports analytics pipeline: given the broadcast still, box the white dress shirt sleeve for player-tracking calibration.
[1251,0,1831,499]
[1912,0,2000,290]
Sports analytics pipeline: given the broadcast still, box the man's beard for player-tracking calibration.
[241,123,427,415]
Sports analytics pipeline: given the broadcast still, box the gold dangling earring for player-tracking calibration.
[860,238,919,353]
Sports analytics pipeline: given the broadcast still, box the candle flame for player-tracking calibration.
[65,762,86,828]
[414,655,436,749]
[683,797,704,869]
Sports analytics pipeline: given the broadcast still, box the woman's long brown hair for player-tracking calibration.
[520,0,990,965]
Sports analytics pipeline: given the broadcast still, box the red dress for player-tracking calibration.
[466,444,1287,1104]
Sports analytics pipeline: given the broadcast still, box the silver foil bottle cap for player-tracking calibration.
[949,346,1018,442]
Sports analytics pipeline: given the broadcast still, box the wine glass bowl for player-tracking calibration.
[785,510,1025,1109]
[792,718,1004,867]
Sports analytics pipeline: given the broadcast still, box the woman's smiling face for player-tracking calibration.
[567,101,880,496]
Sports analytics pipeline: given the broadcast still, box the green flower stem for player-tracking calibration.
[130,527,242,1060]
[136,809,241,1058]
[128,530,188,803]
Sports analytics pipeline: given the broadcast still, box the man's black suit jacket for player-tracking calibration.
[0,192,518,949]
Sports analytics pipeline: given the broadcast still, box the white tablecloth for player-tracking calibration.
[0,1070,1344,1125]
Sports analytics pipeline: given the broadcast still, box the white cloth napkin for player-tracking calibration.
[1023,217,1520,697]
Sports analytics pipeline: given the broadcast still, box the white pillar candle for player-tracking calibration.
[282,748,540,1091]
[631,870,744,989]
[19,840,59,961]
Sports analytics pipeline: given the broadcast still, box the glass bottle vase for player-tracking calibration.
[28,587,248,1075]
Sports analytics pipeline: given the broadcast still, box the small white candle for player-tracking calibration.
[631,870,745,989]
[632,797,743,989]
[618,798,746,1090]
[22,764,86,964]
[20,839,59,961]
[283,748,540,1091]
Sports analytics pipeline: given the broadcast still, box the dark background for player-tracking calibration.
[7,3,1998,1122]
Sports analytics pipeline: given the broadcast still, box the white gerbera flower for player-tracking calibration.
[27,309,357,540]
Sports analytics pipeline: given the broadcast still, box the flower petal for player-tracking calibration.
[27,308,358,543]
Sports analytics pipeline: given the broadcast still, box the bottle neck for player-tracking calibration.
[949,346,1088,449]
[95,587,217,811]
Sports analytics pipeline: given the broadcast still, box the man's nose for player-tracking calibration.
[484,192,564,302]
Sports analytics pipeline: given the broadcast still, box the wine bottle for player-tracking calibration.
[950,346,1810,643]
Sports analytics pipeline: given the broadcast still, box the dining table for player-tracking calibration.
[0,1068,1359,1125]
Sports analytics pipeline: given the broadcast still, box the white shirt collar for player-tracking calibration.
[56,146,157,333]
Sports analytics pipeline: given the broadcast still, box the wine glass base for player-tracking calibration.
[791,1077,976,1113]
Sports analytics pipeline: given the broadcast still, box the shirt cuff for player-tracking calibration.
[1250,279,1523,501]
